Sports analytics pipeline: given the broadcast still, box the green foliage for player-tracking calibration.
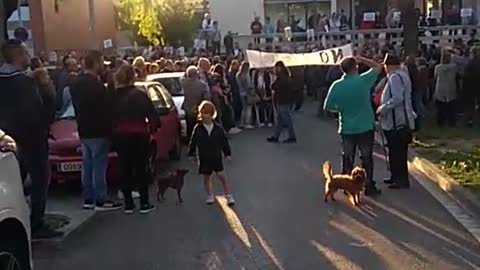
[116,0,197,46]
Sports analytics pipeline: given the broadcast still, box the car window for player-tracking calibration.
[147,85,168,109]
[157,84,175,109]
[155,77,184,96]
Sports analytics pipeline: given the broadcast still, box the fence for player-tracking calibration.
[232,25,480,51]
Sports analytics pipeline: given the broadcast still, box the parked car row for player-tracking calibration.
[49,80,183,185]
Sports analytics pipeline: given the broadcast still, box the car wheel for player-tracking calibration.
[0,239,31,270]
[169,134,182,161]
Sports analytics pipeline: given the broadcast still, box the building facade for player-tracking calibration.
[209,0,479,35]
[8,0,119,55]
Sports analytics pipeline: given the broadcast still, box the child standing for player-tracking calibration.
[188,100,235,206]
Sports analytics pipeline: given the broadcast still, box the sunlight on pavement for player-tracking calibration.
[330,213,423,269]
[311,240,363,270]
[216,196,251,249]
[250,226,286,270]
[367,199,480,261]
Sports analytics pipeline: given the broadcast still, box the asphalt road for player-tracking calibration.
[34,104,480,270]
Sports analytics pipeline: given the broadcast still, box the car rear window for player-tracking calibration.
[154,77,183,96]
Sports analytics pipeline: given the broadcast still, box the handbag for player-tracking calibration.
[387,73,413,143]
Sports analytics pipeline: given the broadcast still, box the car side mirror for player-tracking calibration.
[156,107,170,116]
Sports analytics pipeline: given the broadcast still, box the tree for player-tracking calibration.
[116,0,197,46]
[399,0,418,56]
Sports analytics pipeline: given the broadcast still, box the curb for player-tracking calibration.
[374,132,480,216]
[410,155,480,212]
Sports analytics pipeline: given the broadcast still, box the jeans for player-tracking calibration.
[186,112,197,142]
[19,140,49,231]
[114,134,150,207]
[273,105,296,139]
[240,96,252,127]
[384,129,411,187]
[340,130,376,189]
[81,138,110,205]
[435,100,456,127]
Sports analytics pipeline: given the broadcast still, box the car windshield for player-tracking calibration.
[58,88,76,119]
[155,77,184,97]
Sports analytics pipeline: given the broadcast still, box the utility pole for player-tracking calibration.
[88,0,97,49]
[400,0,418,56]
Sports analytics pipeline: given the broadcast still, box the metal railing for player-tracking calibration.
[232,25,480,50]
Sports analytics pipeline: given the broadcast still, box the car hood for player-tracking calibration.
[172,96,185,118]
[49,119,81,153]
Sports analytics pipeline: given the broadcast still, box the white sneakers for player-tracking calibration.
[225,194,235,206]
[205,195,215,204]
[244,125,255,129]
[206,194,235,206]
[228,127,242,135]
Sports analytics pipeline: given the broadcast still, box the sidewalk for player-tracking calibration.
[374,123,480,244]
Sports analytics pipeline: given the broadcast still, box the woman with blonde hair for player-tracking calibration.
[434,49,458,126]
[236,61,256,128]
[133,56,147,80]
[188,100,235,206]
[112,64,159,214]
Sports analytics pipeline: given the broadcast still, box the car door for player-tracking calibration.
[156,84,180,148]
[146,84,178,160]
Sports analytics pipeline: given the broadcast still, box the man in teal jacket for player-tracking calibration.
[324,56,383,196]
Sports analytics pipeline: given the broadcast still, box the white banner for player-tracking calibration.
[246,44,353,68]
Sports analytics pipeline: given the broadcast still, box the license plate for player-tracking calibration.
[58,162,82,172]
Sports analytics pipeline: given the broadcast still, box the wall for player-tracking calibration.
[31,0,118,53]
[209,0,264,34]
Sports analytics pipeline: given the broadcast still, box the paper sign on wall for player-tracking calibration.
[461,8,473,18]
[363,12,376,22]
[103,39,113,49]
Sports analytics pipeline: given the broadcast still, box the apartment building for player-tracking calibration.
[209,0,479,35]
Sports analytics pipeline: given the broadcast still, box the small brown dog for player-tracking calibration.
[323,161,367,206]
[156,169,189,203]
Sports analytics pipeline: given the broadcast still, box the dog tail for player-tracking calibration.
[323,161,333,182]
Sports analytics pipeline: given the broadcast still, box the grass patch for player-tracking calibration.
[412,115,480,193]
[416,147,480,193]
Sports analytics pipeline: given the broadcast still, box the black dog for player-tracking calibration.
[156,169,189,203]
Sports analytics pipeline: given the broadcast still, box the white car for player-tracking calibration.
[0,131,32,270]
[147,72,187,138]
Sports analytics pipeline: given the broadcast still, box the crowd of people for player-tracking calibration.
[0,24,479,240]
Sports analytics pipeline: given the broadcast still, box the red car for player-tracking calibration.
[48,81,182,185]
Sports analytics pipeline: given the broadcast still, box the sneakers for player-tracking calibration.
[83,201,95,210]
[124,204,135,215]
[225,194,235,206]
[95,201,123,212]
[259,123,265,128]
[205,195,215,205]
[267,123,273,128]
[245,125,255,129]
[139,204,156,214]
[32,226,64,240]
[228,127,242,135]
[267,137,279,143]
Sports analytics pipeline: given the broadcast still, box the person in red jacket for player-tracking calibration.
[112,64,160,214]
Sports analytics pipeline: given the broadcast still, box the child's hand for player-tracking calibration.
[226,156,232,161]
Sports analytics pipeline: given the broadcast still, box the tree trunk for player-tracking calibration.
[399,0,418,57]
[0,0,5,42]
